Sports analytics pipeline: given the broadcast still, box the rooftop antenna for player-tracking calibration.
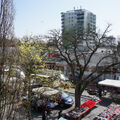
[80,6,82,9]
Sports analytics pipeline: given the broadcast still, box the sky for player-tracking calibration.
[14,0,120,38]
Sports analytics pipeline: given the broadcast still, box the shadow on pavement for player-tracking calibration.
[31,105,73,120]
[98,97,112,107]
[81,95,92,102]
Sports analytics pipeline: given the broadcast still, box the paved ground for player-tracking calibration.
[18,88,120,120]
[83,97,113,120]
[62,89,114,120]
[16,89,120,120]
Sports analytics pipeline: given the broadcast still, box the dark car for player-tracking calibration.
[87,85,98,95]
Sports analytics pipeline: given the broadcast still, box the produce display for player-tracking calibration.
[94,104,120,120]
[109,109,120,120]
[64,97,101,119]
[91,96,101,101]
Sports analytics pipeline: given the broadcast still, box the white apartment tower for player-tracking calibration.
[61,8,96,33]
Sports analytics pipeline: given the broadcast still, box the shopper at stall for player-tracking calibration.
[42,110,47,120]
[36,99,42,111]
[98,86,102,98]
[58,109,62,119]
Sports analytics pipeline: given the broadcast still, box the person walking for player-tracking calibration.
[36,99,42,111]
[98,86,102,98]
[42,110,47,120]
[58,109,62,119]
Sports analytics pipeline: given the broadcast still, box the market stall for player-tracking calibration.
[94,104,120,120]
[109,110,120,120]
[63,97,101,120]
[98,79,120,88]
[98,79,120,100]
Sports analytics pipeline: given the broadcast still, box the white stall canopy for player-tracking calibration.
[98,79,120,88]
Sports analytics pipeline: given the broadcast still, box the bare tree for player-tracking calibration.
[48,25,120,108]
[0,0,19,120]
[0,0,15,80]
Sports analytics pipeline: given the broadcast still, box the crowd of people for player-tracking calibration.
[30,95,63,120]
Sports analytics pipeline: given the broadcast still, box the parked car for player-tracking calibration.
[31,84,42,89]
[59,91,74,107]
[87,85,98,95]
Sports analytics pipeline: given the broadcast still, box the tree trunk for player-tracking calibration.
[26,74,32,120]
[75,84,82,108]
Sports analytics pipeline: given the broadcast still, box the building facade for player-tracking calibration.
[61,8,96,33]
